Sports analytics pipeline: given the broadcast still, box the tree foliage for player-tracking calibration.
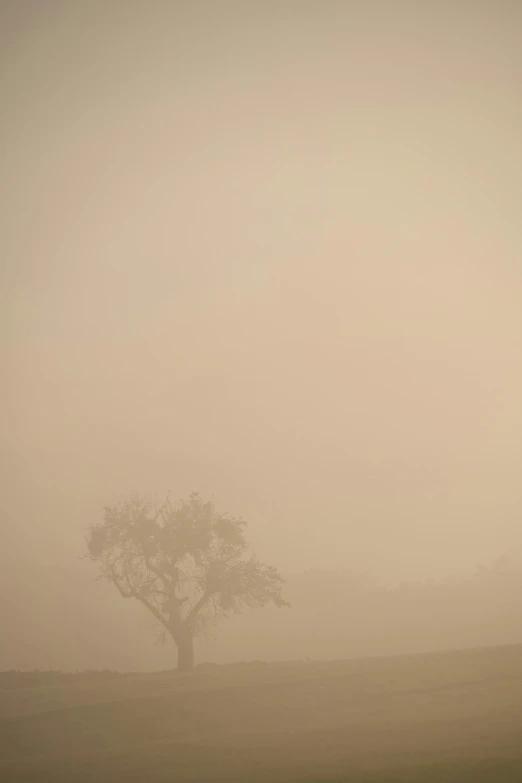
[86,492,288,669]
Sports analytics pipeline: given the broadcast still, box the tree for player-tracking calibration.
[86,492,288,671]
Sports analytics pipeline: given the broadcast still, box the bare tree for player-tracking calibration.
[86,492,288,671]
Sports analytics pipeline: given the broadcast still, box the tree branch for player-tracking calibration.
[109,566,170,631]
[132,591,171,631]
[111,578,133,599]
[143,554,171,589]
[185,591,211,628]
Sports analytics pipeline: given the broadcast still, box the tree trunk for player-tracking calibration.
[176,633,194,672]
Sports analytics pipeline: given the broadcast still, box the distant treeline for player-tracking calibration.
[209,557,522,662]
[2,557,521,671]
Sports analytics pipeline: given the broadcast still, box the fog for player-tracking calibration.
[3,4,522,781]
[3,1,522,669]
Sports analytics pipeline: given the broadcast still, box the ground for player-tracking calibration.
[1,644,521,782]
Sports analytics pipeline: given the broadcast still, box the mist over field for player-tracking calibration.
[2,559,522,673]
[2,1,522,780]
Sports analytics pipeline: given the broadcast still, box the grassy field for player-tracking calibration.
[1,644,521,782]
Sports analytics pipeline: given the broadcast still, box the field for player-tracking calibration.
[1,645,522,782]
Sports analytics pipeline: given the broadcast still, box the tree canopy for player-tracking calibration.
[87,492,288,670]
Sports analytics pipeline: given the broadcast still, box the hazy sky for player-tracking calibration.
[3,1,522,585]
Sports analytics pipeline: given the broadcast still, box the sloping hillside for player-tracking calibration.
[1,645,522,782]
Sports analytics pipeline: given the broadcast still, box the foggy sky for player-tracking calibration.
[3,1,522,591]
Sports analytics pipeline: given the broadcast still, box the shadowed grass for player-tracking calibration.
[1,645,521,782]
